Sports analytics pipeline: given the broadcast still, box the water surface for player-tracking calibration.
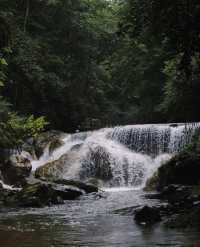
[0,189,199,247]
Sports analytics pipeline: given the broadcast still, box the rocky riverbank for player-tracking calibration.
[0,131,98,209]
[0,128,200,234]
[0,178,98,208]
[135,135,200,230]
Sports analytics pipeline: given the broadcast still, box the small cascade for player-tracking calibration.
[30,123,200,188]
[0,180,20,191]
[31,132,91,171]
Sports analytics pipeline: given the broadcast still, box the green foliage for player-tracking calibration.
[0,0,200,143]
[0,113,48,149]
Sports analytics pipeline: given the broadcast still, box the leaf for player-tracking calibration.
[3,47,13,54]
[0,58,8,66]
[0,80,4,87]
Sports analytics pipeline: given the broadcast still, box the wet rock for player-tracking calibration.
[49,138,65,155]
[182,241,200,247]
[145,171,159,191]
[35,151,80,180]
[159,185,191,201]
[80,145,113,182]
[15,183,62,207]
[22,138,37,159]
[52,184,82,200]
[134,206,161,225]
[165,205,200,229]
[0,187,18,207]
[54,179,98,194]
[154,151,200,190]
[1,177,97,208]
[35,154,68,180]
[34,130,65,158]
[86,178,103,187]
[70,143,83,151]
[113,205,141,216]
[169,124,178,128]
[13,181,84,207]
[0,153,32,186]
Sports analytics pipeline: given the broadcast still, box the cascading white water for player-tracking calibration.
[31,132,91,171]
[0,180,21,191]
[30,123,200,188]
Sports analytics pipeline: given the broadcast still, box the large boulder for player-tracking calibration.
[146,150,200,191]
[0,183,18,207]
[11,181,83,207]
[0,153,32,186]
[80,145,113,181]
[35,150,80,180]
[134,206,161,225]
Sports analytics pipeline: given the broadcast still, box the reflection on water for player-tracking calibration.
[0,190,199,247]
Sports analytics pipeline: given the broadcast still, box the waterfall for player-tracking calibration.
[31,123,200,189]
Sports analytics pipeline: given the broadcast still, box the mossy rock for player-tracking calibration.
[15,183,61,207]
[147,151,200,191]
[144,171,159,191]
[12,181,84,207]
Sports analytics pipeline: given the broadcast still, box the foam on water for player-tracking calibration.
[0,180,21,191]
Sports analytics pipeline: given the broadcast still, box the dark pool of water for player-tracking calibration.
[0,189,199,247]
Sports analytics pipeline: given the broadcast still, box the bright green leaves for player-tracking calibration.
[22,115,49,138]
[0,56,8,87]
[0,113,49,149]
[0,80,4,87]
[0,58,8,66]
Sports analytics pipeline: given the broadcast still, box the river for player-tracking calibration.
[0,188,199,247]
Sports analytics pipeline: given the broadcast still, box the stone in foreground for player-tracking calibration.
[134,206,161,225]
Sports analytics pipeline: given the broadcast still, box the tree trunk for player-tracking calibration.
[23,0,30,33]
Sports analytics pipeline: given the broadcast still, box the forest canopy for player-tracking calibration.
[0,0,200,146]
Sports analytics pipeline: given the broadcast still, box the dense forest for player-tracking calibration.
[1,0,200,149]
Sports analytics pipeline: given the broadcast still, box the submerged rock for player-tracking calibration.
[134,206,161,225]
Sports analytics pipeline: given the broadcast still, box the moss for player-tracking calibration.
[147,150,200,191]
[144,171,159,191]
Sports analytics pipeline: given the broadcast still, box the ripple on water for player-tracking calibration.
[0,190,200,247]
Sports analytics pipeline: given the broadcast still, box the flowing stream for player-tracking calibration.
[1,123,200,247]
[32,123,200,189]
